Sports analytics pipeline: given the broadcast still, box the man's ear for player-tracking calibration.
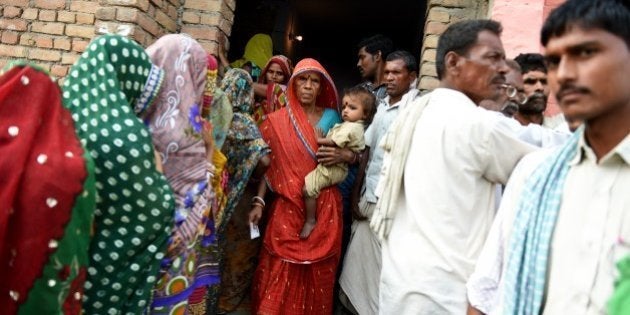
[444,51,462,76]
[375,50,382,61]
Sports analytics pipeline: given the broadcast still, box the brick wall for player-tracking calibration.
[418,0,489,91]
[0,0,234,79]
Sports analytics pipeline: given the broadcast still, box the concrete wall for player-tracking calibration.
[490,0,565,114]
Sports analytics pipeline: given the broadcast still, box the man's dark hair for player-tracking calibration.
[345,85,377,125]
[357,34,394,58]
[541,0,630,48]
[514,53,546,74]
[506,59,522,73]
[436,19,503,80]
[385,50,417,73]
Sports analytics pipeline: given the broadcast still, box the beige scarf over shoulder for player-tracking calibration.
[370,93,431,240]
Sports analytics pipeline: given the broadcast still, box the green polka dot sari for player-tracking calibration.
[61,34,174,315]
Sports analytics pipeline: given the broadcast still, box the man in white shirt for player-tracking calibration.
[467,0,630,314]
[371,19,537,314]
[338,50,421,315]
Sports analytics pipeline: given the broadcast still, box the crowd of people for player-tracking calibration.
[1,0,629,314]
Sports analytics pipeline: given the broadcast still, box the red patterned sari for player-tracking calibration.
[252,58,343,314]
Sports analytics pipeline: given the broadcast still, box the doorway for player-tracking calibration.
[227,0,426,92]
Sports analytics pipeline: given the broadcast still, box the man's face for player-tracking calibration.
[520,70,549,113]
[501,69,526,116]
[479,68,524,115]
[357,47,379,81]
[294,71,322,107]
[384,59,416,99]
[456,30,509,105]
[544,26,630,123]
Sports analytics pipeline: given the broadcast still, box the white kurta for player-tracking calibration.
[379,88,536,314]
[468,132,630,315]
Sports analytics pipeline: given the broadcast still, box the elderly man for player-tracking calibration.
[479,59,525,117]
[468,0,630,314]
[372,19,537,314]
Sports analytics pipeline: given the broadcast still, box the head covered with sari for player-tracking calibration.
[258,55,292,84]
[218,68,270,233]
[0,63,95,315]
[61,34,174,314]
[287,58,339,112]
[230,33,273,81]
[251,55,293,124]
[252,58,342,313]
[144,33,219,313]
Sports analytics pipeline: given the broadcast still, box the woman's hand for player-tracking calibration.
[316,145,355,166]
[249,205,263,225]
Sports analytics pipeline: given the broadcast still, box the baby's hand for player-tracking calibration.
[315,127,325,138]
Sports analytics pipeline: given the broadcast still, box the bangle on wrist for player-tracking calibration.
[252,196,266,207]
[252,202,264,208]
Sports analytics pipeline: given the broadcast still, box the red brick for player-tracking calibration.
[219,1,234,21]
[61,52,79,64]
[1,31,19,44]
[155,9,176,32]
[3,0,29,7]
[66,25,95,38]
[149,0,164,8]
[184,0,220,11]
[182,12,200,24]
[181,25,218,41]
[29,48,61,61]
[200,13,220,26]
[3,7,22,18]
[70,1,98,14]
[18,34,54,48]
[31,21,65,35]
[34,0,66,9]
[19,33,35,46]
[54,37,72,50]
[218,17,231,35]
[76,13,95,24]
[57,11,76,23]
[0,18,28,31]
[35,36,54,48]
[95,7,116,20]
[72,39,89,52]
[136,12,161,36]
[39,10,57,22]
[51,65,68,77]
[0,44,27,57]
[166,4,177,20]
[101,0,150,12]
[198,40,218,55]
[116,7,139,22]
[21,8,38,20]
[425,21,448,34]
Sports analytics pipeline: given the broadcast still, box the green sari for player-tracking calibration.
[61,34,174,314]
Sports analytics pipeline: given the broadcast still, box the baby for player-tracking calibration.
[301,86,376,238]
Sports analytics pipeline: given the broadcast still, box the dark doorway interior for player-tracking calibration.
[227,0,426,93]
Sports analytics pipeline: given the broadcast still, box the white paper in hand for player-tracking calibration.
[250,222,260,239]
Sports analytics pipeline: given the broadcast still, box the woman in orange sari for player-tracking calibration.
[251,58,343,314]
